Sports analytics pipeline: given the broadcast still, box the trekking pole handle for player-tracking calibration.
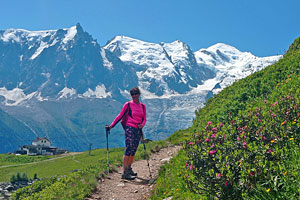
[138,123,145,142]
[105,125,110,134]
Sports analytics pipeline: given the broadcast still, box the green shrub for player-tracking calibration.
[10,172,29,183]
[11,166,99,200]
[12,176,58,200]
[10,174,17,183]
[33,173,38,180]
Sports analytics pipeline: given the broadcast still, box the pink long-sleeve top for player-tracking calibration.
[110,100,146,129]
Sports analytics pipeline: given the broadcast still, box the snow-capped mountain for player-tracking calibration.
[104,36,215,97]
[0,24,282,153]
[194,43,281,94]
[0,23,138,106]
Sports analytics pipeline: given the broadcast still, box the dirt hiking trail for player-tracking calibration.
[86,145,180,200]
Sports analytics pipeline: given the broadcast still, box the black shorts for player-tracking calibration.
[124,126,142,156]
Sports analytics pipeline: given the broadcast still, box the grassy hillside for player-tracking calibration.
[0,154,52,166]
[0,148,123,182]
[150,37,300,199]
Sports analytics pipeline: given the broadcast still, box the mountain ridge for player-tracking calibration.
[0,24,281,153]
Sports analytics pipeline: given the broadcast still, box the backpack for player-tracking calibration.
[120,102,145,131]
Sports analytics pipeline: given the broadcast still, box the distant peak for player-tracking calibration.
[207,43,241,54]
[112,35,141,42]
[173,40,184,44]
[105,35,158,49]
[76,23,81,28]
[162,39,190,51]
[75,23,84,33]
[166,40,186,47]
[209,43,235,49]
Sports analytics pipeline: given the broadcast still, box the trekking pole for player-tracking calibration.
[105,125,110,176]
[139,126,153,179]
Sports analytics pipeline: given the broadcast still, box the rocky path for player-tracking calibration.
[86,145,180,200]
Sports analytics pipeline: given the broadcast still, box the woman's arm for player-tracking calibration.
[110,102,129,128]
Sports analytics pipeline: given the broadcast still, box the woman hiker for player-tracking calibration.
[107,87,146,180]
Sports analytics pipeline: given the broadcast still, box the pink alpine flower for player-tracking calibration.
[243,142,248,149]
[237,136,240,141]
[225,181,228,187]
[185,163,188,168]
[207,121,212,125]
[189,165,193,170]
[249,171,255,176]
[205,138,210,142]
[211,133,216,138]
[268,149,273,153]
[188,142,193,145]
[212,127,217,132]
[219,122,223,127]
[217,173,222,178]
[209,149,218,155]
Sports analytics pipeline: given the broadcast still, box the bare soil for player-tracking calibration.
[86,145,180,200]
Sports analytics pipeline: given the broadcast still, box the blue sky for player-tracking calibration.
[1,0,300,56]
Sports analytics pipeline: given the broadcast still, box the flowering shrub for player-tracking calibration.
[184,95,300,199]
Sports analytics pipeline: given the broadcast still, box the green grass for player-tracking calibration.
[0,148,122,182]
[167,128,193,145]
[150,150,206,200]
[0,154,52,166]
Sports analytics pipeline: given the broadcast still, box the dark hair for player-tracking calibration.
[130,87,140,95]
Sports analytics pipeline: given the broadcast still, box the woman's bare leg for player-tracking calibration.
[128,155,135,166]
[123,155,130,171]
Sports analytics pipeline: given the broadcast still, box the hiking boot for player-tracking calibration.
[121,171,136,180]
[128,167,137,177]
